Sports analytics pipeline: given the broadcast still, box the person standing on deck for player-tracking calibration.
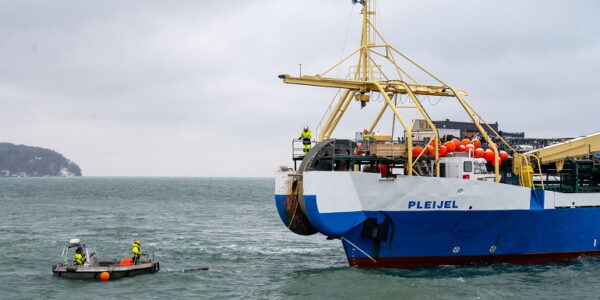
[131,240,145,265]
[363,129,372,142]
[299,126,312,155]
[74,246,85,266]
[363,129,372,155]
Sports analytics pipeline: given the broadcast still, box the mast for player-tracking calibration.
[358,0,373,82]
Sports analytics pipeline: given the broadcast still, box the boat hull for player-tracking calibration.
[346,251,600,269]
[340,208,600,268]
[275,170,600,268]
[52,261,159,279]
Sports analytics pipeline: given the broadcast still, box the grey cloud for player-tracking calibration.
[0,0,598,176]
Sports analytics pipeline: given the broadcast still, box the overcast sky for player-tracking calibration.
[1,0,598,176]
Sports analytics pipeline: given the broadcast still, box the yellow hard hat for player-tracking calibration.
[135,240,141,245]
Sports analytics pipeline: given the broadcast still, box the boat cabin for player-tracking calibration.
[440,154,495,181]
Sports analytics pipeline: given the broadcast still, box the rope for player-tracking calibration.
[336,4,355,78]
[428,95,442,106]
[205,198,300,273]
[341,236,377,263]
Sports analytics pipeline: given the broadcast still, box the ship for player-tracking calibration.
[274,0,600,268]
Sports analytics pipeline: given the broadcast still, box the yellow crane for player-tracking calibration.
[514,132,600,188]
[279,0,503,181]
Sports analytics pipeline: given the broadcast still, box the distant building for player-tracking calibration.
[411,119,524,140]
[433,119,499,138]
[498,131,526,139]
[407,119,578,151]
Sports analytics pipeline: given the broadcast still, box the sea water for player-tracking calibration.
[0,177,598,299]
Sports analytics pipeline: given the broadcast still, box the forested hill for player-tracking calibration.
[0,143,82,177]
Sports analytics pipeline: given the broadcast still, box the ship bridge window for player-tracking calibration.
[463,161,473,173]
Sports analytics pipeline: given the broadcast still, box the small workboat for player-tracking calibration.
[52,238,159,280]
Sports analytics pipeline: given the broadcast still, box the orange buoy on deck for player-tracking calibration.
[472,138,481,149]
[439,145,448,157]
[444,141,455,152]
[412,146,424,157]
[474,147,485,158]
[452,138,460,149]
[499,150,509,161]
[465,144,475,155]
[100,272,110,281]
[120,258,134,266]
[425,145,435,156]
[483,149,494,162]
[491,158,503,167]
[461,139,471,146]
[457,144,466,152]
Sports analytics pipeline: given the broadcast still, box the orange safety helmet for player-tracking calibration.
[363,129,368,133]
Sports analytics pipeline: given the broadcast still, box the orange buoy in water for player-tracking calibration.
[457,144,466,152]
[439,145,448,157]
[120,258,133,266]
[100,272,110,281]
[444,141,456,152]
[483,149,494,162]
[474,147,485,158]
[472,138,481,149]
[461,139,471,146]
[499,150,509,161]
[412,146,424,157]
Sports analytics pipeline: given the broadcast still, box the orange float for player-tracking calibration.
[474,147,485,158]
[488,143,497,151]
[439,145,447,157]
[472,138,481,149]
[425,145,435,156]
[100,271,110,281]
[483,149,494,162]
[451,138,460,149]
[457,144,466,152]
[491,158,503,167]
[461,139,471,146]
[465,144,475,156]
[412,146,424,157]
[444,141,456,152]
[499,150,509,161]
[429,139,441,147]
[120,258,133,266]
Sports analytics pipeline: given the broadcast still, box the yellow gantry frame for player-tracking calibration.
[280,0,501,181]
[526,132,600,165]
[511,132,600,189]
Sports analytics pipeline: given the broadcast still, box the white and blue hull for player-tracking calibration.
[275,171,600,268]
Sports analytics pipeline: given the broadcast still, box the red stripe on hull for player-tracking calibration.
[348,250,600,269]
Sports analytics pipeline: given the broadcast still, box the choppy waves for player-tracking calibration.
[1,177,600,299]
